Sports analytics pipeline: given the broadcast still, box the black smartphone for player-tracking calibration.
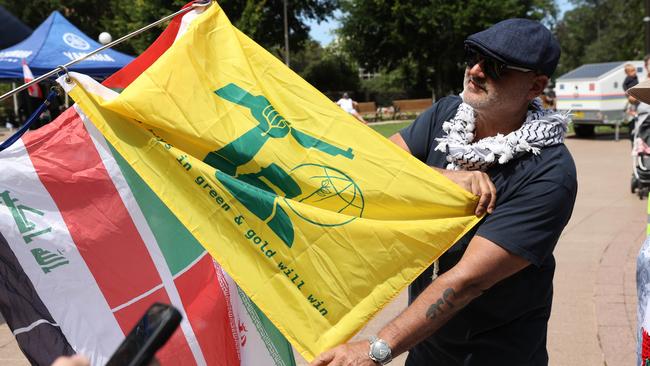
[105,302,183,366]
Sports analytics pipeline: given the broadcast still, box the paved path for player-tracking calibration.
[0,135,645,365]
[548,135,645,366]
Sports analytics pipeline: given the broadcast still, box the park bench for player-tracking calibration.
[392,98,433,120]
[355,101,378,122]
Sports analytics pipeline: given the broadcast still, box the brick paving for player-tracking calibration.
[0,314,29,366]
[548,135,645,366]
[0,134,645,365]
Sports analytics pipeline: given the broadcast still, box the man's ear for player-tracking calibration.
[528,75,549,101]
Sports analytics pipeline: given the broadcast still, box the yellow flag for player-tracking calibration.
[60,2,480,360]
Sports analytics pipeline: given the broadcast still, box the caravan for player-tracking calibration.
[555,61,646,137]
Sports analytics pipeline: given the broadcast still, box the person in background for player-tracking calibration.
[311,18,576,366]
[541,86,556,110]
[624,63,640,92]
[625,78,650,366]
[624,63,641,142]
[336,92,367,124]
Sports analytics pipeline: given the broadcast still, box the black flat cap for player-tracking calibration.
[465,18,561,77]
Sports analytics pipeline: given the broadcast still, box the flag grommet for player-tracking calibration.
[50,85,64,97]
[56,65,71,84]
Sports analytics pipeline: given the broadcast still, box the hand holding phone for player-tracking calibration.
[106,303,182,366]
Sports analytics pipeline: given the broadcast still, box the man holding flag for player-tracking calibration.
[311,19,576,366]
[56,1,482,362]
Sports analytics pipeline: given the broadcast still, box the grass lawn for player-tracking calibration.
[369,121,413,137]
[593,125,629,135]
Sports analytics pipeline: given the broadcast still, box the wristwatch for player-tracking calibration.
[368,336,392,365]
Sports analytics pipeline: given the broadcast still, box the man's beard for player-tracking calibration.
[462,73,496,110]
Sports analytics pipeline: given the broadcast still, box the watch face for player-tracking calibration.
[371,342,389,360]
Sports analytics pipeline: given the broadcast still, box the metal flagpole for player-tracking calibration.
[0,0,212,103]
[11,82,18,124]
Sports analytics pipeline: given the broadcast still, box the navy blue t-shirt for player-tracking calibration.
[401,96,577,366]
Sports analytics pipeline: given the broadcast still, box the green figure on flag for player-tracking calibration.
[31,248,69,273]
[205,83,354,175]
[0,190,52,243]
[204,83,355,248]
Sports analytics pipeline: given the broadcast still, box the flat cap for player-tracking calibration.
[465,18,561,77]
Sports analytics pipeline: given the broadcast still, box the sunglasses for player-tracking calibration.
[464,46,533,80]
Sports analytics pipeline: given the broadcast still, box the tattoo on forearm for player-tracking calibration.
[426,288,456,320]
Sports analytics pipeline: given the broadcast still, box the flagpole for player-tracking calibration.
[0,0,212,103]
[11,82,18,125]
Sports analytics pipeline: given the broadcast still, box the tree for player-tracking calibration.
[0,0,188,55]
[0,0,338,57]
[555,0,644,76]
[290,39,326,74]
[338,0,556,99]
[360,68,408,106]
[220,0,338,60]
[286,39,363,98]
[302,54,361,95]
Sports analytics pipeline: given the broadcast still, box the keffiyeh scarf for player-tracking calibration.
[429,98,569,280]
[435,98,570,171]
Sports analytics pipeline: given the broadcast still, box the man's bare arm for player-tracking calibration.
[378,236,529,355]
[310,236,529,365]
[389,132,411,153]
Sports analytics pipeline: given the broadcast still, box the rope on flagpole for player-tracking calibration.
[0,0,212,102]
[0,87,61,152]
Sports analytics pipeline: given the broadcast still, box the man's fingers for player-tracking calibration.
[51,355,90,366]
[310,350,335,366]
[476,189,489,216]
[487,177,497,213]
[441,169,496,216]
[475,172,496,216]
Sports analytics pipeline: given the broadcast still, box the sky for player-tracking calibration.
[308,0,575,46]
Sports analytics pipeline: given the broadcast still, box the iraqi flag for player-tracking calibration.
[0,4,295,366]
[21,59,42,98]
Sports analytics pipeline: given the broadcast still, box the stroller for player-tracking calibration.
[631,109,650,199]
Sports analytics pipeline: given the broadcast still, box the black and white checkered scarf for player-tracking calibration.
[435,98,569,171]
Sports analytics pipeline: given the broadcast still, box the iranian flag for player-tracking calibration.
[22,58,42,98]
[0,4,295,366]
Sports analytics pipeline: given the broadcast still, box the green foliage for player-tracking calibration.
[338,0,556,99]
[301,53,360,95]
[0,0,338,57]
[360,68,408,106]
[555,0,645,76]
[290,40,362,98]
[291,39,326,74]
[0,0,186,55]
[220,0,338,60]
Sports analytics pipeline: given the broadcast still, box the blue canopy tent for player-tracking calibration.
[0,10,134,79]
[0,11,134,128]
